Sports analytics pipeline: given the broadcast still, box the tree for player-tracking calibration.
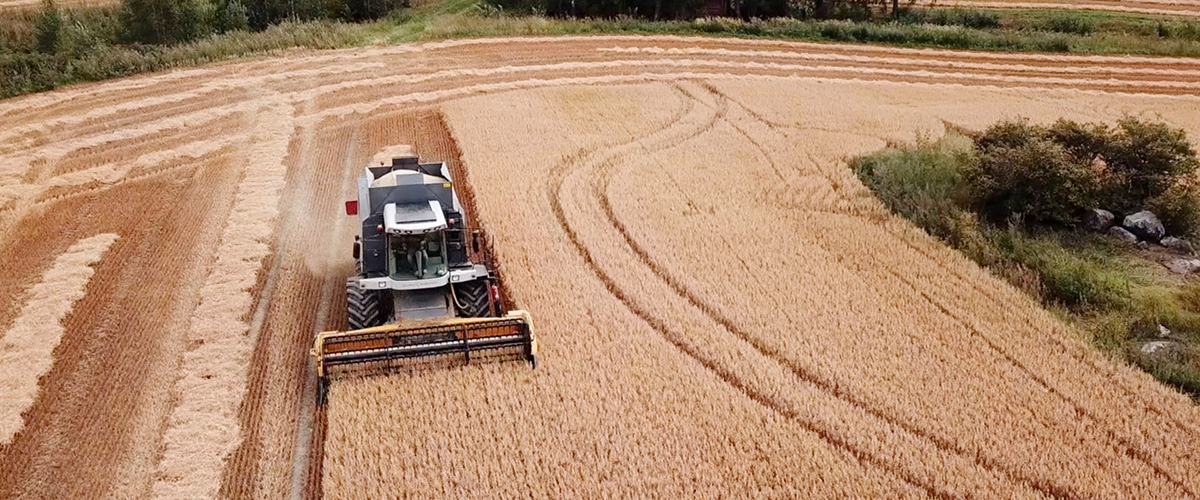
[968,120,1102,226]
[1106,117,1200,211]
[213,0,250,32]
[34,0,63,54]
[120,0,207,44]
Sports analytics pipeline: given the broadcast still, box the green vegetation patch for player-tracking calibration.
[853,119,1200,400]
[6,0,1200,99]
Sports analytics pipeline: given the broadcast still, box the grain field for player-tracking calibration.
[918,0,1200,18]
[0,35,1198,500]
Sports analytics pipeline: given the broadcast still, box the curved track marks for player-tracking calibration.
[2,36,1200,499]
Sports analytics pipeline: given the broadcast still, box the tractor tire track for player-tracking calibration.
[706,80,1200,444]
[6,35,1200,499]
[697,81,1199,496]
[581,88,1079,500]
[542,83,960,500]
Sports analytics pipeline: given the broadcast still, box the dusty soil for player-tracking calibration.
[0,35,1199,499]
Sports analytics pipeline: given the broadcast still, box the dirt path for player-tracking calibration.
[1,35,1199,499]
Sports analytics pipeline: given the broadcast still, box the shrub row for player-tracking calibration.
[967,118,1200,235]
[853,121,1200,399]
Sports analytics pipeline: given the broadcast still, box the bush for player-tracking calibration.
[59,8,122,57]
[974,118,1038,150]
[967,117,1200,234]
[492,0,875,20]
[1106,117,1200,212]
[899,8,999,29]
[955,9,999,29]
[1141,362,1200,400]
[1041,15,1094,35]
[1149,179,1200,238]
[213,0,250,32]
[120,0,208,44]
[969,121,1100,226]
[34,0,63,53]
[0,51,60,95]
[1045,119,1109,164]
[994,229,1132,309]
[852,132,975,241]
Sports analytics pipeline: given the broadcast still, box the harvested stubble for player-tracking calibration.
[151,96,295,500]
[0,232,118,443]
[1,35,1200,499]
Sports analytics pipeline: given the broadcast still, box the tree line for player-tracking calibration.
[488,0,896,21]
[24,0,402,48]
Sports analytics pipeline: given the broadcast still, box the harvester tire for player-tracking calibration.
[346,278,383,330]
[454,280,491,318]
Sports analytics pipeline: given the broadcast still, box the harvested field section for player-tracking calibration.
[2,35,1200,499]
[0,159,239,498]
[217,108,471,500]
[151,96,295,500]
[0,232,117,443]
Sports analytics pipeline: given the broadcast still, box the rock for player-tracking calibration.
[1108,226,1139,244]
[1158,324,1172,338]
[1140,340,1188,363]
[1166,258,1200,274]
[1137,241,1150,250]
[1123,211,1166,242]
[1161,236,1193,254]
[1084,208,1115,231]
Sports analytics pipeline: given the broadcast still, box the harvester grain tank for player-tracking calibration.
[311,147,537,382]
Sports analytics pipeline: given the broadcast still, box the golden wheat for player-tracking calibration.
[324,78,1200,499]
[3,35,1200,499]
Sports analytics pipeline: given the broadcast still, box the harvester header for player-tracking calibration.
[312,146,537,384]
[313,311,538,379]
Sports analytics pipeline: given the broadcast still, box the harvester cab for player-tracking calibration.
[311,147,537,384]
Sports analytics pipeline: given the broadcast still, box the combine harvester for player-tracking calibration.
[312,147,537,390]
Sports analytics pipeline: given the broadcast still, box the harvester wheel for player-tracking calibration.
[453,280,491,318]
[346,278,383,330]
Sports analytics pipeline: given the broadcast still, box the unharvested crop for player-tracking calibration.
[0,35,1199,499]
[321,77,1200,499]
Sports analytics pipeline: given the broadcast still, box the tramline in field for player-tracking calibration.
[6,35,1200,500]
[311,147,538,384]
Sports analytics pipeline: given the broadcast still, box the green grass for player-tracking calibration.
[854,133,1200,401]
[853,133,975,242]
[410,10,1200,55]
[5,0,1200,99]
